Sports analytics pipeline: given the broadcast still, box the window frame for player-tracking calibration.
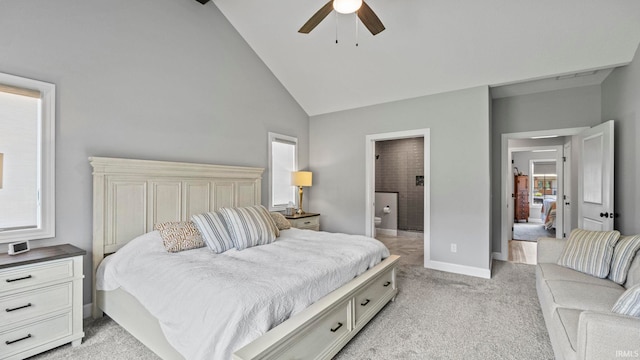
[268,132,298,211]
[0,72,55,243]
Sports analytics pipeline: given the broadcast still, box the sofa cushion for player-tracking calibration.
[538,263,623,290]
[557,229,620,278]
[626,254,640,289]
[609,235,640,285]
[612,284,640,317]
[555,307,583,352]
[545,280,625,312]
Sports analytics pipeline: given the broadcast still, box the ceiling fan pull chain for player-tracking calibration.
[355,14,359,46]
[335,11,338,44]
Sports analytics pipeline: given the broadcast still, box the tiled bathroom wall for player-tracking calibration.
[375,137,424,231]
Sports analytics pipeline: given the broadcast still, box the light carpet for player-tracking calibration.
[514,222,556,242]
[30,261,553,360]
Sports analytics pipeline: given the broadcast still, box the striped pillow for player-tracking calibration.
[190,212,234,253]
[219,205,279,250]
[154,221,205,253]
[609,235,640,284]
[557,229,621,278]
[612,284,640,317]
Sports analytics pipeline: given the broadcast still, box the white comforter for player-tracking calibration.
[97,228,389,360]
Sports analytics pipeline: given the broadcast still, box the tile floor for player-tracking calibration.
[375,232,424,266]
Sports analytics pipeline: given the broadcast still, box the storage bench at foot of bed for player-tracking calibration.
[233,255,400,360]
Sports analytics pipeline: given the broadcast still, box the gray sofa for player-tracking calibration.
[536,237,640,360]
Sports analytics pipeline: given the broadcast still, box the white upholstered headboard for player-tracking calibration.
[90,156,264,306]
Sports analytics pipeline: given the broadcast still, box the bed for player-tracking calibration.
[90,157,399,360]
[541,197,557,230]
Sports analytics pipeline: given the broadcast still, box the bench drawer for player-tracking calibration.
[354,267,394,325]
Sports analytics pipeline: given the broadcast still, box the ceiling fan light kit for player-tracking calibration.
[333,0,362,14]
[298,0,385,37]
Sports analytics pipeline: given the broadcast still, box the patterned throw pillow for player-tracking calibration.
[190,212,235,253]
[609,235,640,284]
[612,284,640,317]
[557,228,621,278]
[154,221,205,253]
[219,205,279,251]
[270,212,291,230]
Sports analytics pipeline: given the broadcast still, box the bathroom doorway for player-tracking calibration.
[365,128,430,268]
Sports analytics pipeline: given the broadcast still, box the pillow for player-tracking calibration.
[219,205,278,250]
[270,212,291,230]
[154,221,205,253]
[557,228,621,278]
[612,284,640,317]
[190,212,235,253]
[609,235,640,284]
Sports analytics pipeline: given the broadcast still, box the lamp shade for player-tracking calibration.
[333,0,362,14]
[0,153,3,189]
[291,171,312,187]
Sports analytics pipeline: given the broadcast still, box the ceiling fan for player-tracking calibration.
[299,0,385,36]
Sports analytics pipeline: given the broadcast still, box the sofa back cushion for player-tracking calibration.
[557,229,620,278]
[609,235,640,285]
[626,252,640,289]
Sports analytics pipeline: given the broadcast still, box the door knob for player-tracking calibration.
[565,202,570,205]
[599,212,609,218]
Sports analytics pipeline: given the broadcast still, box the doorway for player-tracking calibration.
[365,129,430,267]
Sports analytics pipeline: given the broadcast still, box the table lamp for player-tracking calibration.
[291,171,312,214]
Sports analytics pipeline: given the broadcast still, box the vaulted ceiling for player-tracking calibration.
[212,0,640,116]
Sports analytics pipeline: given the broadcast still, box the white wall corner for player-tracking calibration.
[425,260,491,279]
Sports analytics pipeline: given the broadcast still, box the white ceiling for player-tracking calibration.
[212,0,640,116]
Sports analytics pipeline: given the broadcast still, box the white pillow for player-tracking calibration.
[557,228,620,278]
[609,235,640,285]
[219,205,279,250]
[612,284,640,317]
[190,212,234,253]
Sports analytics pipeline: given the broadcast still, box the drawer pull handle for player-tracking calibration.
[330,322,343,332]
[361,299,370,306]
[304,221,311,224]
[6,275,32,283]
[6,334,31,345]
[383,281,391,287]
[6,303,32,312]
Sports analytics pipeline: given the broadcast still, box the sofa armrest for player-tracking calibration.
[577,311,640,360]
[536,237,566,263]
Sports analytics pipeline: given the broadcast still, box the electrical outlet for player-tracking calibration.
[451,244,457,253]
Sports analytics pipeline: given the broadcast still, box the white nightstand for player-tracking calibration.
[285,213,320,231]
[0,244,85,359]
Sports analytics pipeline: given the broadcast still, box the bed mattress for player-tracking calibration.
[96,228,389,360]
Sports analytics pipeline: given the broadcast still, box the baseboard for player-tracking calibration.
[83,303,93,319]
[376,228,397,236]
[425,260,491,279]
[492,251,507,261]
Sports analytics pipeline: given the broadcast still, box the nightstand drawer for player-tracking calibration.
[0,312,72,358]
[1,260,73,293]
[1,283,72,327]
[288,216,319,230]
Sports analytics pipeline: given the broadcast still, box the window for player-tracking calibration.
[0,72,55,243]
[268,132,297,211]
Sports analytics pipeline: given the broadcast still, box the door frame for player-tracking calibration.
[365,128,430,266]
[497,127,588,261]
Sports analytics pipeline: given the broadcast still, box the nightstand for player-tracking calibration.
[0,244,85,359]
[285,213,320,231]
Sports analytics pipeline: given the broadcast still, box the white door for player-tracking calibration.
[578,120,614,231]
[563,142,572,237]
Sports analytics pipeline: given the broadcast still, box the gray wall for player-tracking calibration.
[602,44,640,235]
[310,86,491,271]
[0,0,309,305]
[375,138,424,231]
[491,85,601,252]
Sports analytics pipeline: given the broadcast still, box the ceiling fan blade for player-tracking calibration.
[358,1,385,35]
[299,1,334,34]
